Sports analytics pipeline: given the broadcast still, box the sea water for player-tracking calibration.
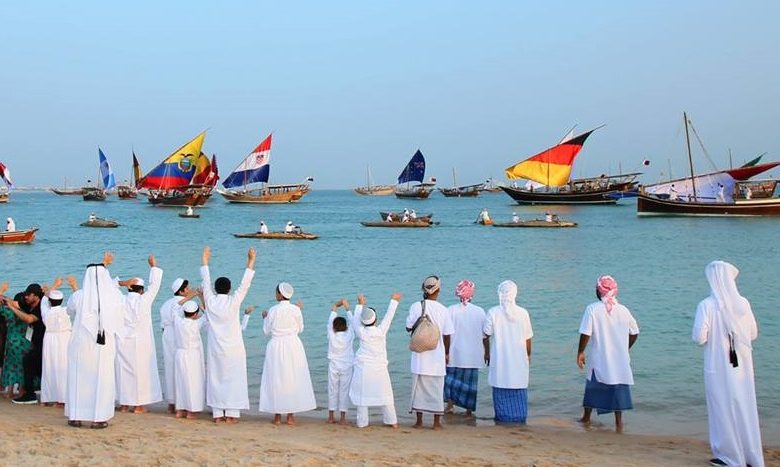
[0,191,777,443]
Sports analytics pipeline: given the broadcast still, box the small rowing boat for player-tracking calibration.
[0,228,38,244]
[361,220,437,228]
[233,232,318,240]
[178,211,200,218]
[80,218,120,228]
[492,219,577,228]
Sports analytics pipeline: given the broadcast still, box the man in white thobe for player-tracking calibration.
[201,246,256,424]
[115,256,163,413]
[693,261,764,467]
[160,276,191,413]
[405,276,454,430]
[259,221,269,234]
[6,217,15,232]
[173,300,207,418]
[40,287,71,406]
[65,252,125,429]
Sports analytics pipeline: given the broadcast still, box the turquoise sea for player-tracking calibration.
[0,190,777,444]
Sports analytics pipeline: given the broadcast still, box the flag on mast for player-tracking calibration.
[505,129,597,187]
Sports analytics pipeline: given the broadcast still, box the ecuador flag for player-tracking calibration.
[505,129,596,187]
[139,132,206,189]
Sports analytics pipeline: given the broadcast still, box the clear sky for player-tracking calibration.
[1,1,778,188]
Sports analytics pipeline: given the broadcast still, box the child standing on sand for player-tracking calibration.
[326,298,354,424]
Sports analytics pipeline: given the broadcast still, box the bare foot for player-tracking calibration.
[118,405,129,413]
[339,419,349,426]
[578,417,591,425]
[134,406,147,414]
[326,418,336,424]
[175,410,186,419]
[214,417,226,424]
[412,422,423,429]
[56,403,65,408]
[272,415,281,426]
[225,417,239,425]
[167,404,176,414]
[186,412,199,420]
[385,423,399,429]
[286,415,296,426]
[432,423,443,431]
[464,410,474,418]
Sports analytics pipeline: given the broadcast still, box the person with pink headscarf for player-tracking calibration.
[443,279,486,417]
[576,274,639,431]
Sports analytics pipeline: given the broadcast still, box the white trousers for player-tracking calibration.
[328,364,352,412]
[355,404,397,428]
[212,408,240,418]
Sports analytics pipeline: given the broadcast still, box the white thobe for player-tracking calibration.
[259,301,316,414]
[115,267,163,406]
[693,297,764,467]
[174,314,206,412]
[447,302,486,369]
[6,219,15,232]
[201,265,254,412]
[327,310,354,412]
[405,300,454,376]
[40,298,71,403]
[65,266,125,423]
[159,296,183,404]
[483,305,533,389]
[260,224,268,234]
[578,301,639,385]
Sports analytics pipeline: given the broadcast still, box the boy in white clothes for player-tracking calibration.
[40,280,71,406]
[350,293,401,428]
[173,300,207,419]
[327,298,354,425]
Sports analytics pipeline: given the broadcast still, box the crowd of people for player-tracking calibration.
[0,251,766,466]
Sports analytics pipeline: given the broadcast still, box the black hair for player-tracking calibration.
[215,277,231,294]
[49,298,63,307]
[595,287,602,300]
[175,279,189,296]
[364,307,377,326]
[24,283,44,299]
[183,308,199,318]
[130,285,144,294]
[333,317,348,332]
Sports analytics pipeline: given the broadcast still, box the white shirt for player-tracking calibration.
[447,302,486,369]
[6,219,15,232]
[327,311,354,370]
[160,296,182,331]
[579,301,639,385]
[483,305,533,389]
[512,214,520,223]
[260,223,269,234]
[41,299,72,333]
[480,211,490,222]
[405,299,454,376]
[284,223,294,233]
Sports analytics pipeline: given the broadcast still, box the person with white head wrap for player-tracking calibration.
[173,300,207,418]
[284,221,295,233]
[159,276,191,413]
[576,275,639,430]
[349,292,401,428]
[114,255,163,413]
[259,282,316,425]
[65,252,126,428]
[40,285,71,405]
[5,217,15,232]
[482,280,533,424]
[444,279,486,417]
[259,221,268,234]
[693,261,764,467]
[405,275,454,430]
[200,246,256,423]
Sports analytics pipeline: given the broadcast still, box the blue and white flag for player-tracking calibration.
[99,148,116,189]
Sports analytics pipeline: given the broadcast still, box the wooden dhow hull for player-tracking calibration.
[51,188,84,196]
[493,220,577,228]
[233,232,318,240]
[147,186,213,207]
[439,187,480,197]
[80,219,119,228]
[394,188,433,199]
[0,228,38,244]
[637,194,780,217]
[117,186,138,199]
[0,193,8,203]
[354,185,395,196]
[82,189,107,201]
[361,220,435,228]
[499,183,637,205]
[219,184,311,204]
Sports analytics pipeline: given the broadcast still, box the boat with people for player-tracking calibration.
[233,231,319,240]
[395,150,436,199]
[354,167,395,196]
[138,132,219,207]
[0,162,13,203]
[493,218,577,228]
[178,208,200,218]
[361,219,436,228]
[218,134,313,204]
[82,148,116,202]
[637,113,780,217]
[0,227,38,244]
[501,126,641,205]
[378,211,432,222]
[80,217,120,228]
[439,168,481,197]
[116,152,142,199]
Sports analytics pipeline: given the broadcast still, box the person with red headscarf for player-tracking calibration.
[576,275,639,431]
[444,279,486,417]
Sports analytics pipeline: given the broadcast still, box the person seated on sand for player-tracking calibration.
[259,221,269,234]
[512,212,520,224]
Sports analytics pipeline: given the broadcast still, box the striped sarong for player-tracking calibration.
[444,367,478,411]
[492,387,527,424]
[583,371,632,415]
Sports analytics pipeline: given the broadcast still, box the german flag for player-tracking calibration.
[505,129,596,187]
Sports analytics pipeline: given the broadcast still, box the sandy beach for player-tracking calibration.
[0,399,776,466]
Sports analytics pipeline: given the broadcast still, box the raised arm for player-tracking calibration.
[353,294,366,330]
[379,293,401,334]
[200,247,215,302]
[231,248,257,306]
[143,255,163,307]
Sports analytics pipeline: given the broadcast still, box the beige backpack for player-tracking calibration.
[409,300,440,353]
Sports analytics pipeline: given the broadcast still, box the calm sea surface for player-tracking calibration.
[1,190,777,443]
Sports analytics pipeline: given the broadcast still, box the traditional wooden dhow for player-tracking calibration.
[0,228,38,244]
[80,217,120,228]
[395,150,435,199]
[233,231,318,240]
[492,219,577,228]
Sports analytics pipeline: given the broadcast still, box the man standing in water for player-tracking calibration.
[693,261,764,467]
